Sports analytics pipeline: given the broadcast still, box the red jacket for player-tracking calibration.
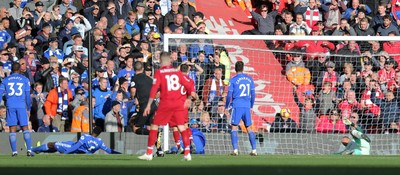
[295,40,335,57]
[316,115,347,133]
[383,41,400,64]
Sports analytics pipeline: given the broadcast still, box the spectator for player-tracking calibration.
[342,0,371,20]
[382,32,400,64]
[317,61,338,92]
[270,110,298,133]
[25,0,54,13]
[71,97,93,133]
[65,36,88,56]
[117,56,135,82]
[242,4,278,35]
[199,112,217,133]
[19,58,34,85]
[372,3,393,30]
[306,52,328,85]
[70,14,92,39]
[377,59,396,92]
[179,0,196,27]
[202,68,226,112]
[58,19,79,50]
[93,77,112,131]
[339,63,354,85]
[354,18,375,37]
[316,109,347,133]
[0,105,8,132]
[294,26,335,57]
[153,4,164,33]
[164,1,179,28]
[37,115,59,132]
[338,90,360,118]
[105,60,117,86]
[211,100,229,133]
[83,3,101,28]
[105,101,124,132]
[360,79,383,126]
[293,0,328,28]
[324,0,346,30]
[286,51,305,73]
[106,28,124,58]
[31,82,47,129]
[371,88,400,127]
[59,0,76,15]
[9,0,23,20]
[349,7,370,27]
[44,77,73,132]
[125,11,140,36]
[208,53,226,80]
[278,11,294,35]
[143,13,159,37]
[376,15,399,36]
[332,18,357,36]
[289,13,311,35]
[135,2,146,24]
[317,82,336,115]
[293,86,316,133]
[34,58,55,92]
[115,0,132,20]
[169,13,187,33]
[43,37,64,63]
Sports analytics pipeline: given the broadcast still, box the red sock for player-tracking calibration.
[181,129,190,156]
[146,129,158,155]
[187,129,193,141]
[173,130,181,149]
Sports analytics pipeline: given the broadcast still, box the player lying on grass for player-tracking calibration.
[338,118,371,155]
[32,127,121,154]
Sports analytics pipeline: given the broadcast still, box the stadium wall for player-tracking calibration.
[1,133,399,155]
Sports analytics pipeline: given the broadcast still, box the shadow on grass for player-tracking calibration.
[1,166,399,175]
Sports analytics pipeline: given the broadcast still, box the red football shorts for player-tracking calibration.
[152,109,187,126]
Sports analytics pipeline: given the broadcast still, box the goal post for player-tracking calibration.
[155,34,400,155]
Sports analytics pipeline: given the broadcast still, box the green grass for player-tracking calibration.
[1,154,399,175]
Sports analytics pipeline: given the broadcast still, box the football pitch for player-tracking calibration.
[0,154,399,175]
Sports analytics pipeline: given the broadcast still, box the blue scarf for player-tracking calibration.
[208,77,223,103]
[57,87,69,120]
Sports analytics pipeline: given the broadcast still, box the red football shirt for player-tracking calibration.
[149,66,194,110]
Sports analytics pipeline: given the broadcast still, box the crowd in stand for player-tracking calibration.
[0,0,235,134]
[243,0,400,134]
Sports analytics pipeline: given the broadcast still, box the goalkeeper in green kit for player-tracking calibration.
[337,115,371,155]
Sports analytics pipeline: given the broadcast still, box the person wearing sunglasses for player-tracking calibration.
[242,4,279,35]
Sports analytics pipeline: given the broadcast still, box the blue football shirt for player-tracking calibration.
[0,73,31,109]
[227,73,255,108]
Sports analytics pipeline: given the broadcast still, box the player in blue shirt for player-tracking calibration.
[0,63,33,157]
[32,127,121,154]
[225,61,257,156]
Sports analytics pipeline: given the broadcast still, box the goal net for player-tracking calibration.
[151,34,400,155]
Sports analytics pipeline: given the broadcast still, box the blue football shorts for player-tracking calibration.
[230,107,252,127]
[55,141,75,153]
[6,108,29,126]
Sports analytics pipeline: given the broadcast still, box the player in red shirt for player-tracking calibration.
[170,63,197,153]
[138,52,197,161]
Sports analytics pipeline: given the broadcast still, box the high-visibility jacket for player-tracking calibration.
[71,106,89,132]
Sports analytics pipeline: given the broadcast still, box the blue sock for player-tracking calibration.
[23,130,32,152]
[231,130,238,150]
[248,131,257,150]
[9,132,17,153]
[32,144,48,153]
